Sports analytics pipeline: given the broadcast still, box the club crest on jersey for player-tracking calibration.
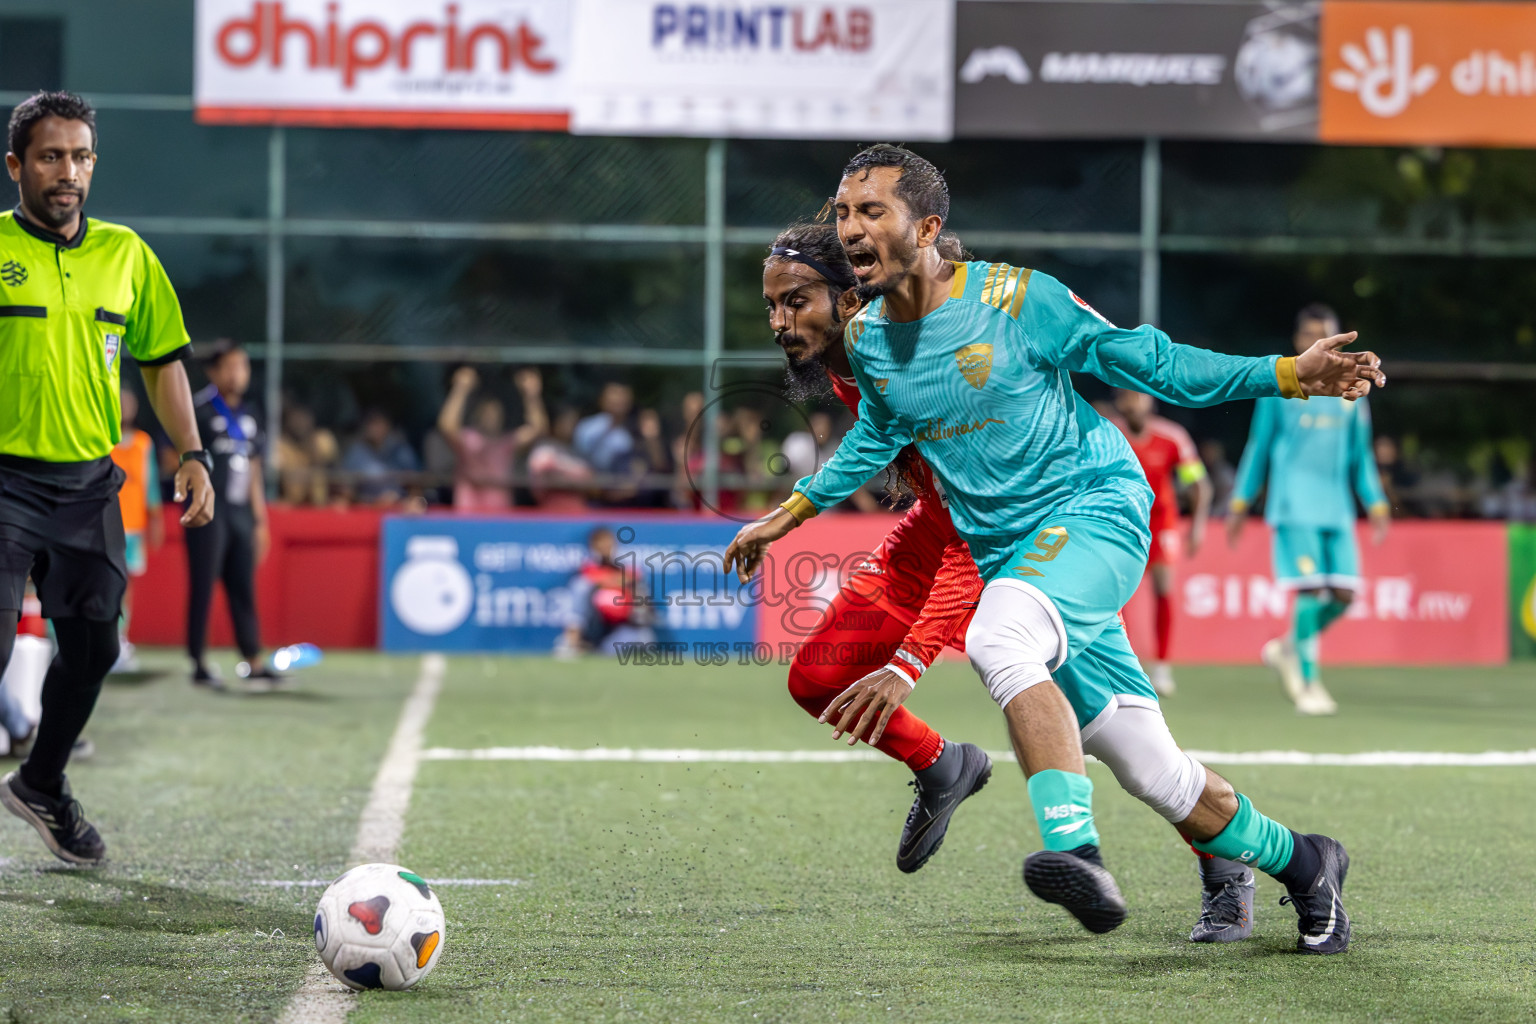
[1070,292,1114,326]
[872,378,889,395]
[104,333,121,371]
[955,343,992,389]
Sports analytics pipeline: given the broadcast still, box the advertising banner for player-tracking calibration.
[194,0,571,129]
[568,0,955,139]
[1510,524,1536,660]
[381,516,756,653]
[1123,520,1509,665]
[1319,1,1536,147]
[954,1,1320,140]
[374,513,1505,662]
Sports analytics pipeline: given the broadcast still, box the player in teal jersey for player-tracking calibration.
[725,146,1382,952]
[1226,304,1391,716]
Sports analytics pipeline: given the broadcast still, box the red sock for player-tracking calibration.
[1178,830,1215,860]
[786,591,944,771]
[787,659,943,770]
[1154,591,1174,663]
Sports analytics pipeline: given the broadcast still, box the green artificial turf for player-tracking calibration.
[2,652,1534,1023]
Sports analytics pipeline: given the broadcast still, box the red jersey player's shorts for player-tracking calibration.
[1147,525,1183,567]
[841,496,981,652]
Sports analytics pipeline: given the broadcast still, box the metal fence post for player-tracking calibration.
[1139,136,1161,328]
[701,138,727,508]
[263,126,287,493]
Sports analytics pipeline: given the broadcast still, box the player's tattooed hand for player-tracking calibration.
[1294,331,1385,401]
[820,666,915,746]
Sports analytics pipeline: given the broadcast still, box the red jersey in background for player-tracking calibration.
[1109,413,1204,564]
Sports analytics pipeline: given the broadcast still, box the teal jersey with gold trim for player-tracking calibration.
[790,262,1290,579]
[1231,395,1388,529]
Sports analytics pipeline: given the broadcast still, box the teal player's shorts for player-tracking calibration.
[987,515,1159,732]
[1271,524,1360,590]
[124,531,147,577]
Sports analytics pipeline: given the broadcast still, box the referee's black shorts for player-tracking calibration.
[0,454,128,622]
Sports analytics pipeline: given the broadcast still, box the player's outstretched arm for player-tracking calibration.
[1022,271,1383,407]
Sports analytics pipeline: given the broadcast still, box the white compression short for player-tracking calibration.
[964,579,1069,712]
[1082,703,1208,824]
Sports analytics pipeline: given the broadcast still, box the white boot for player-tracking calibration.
[1150,662,1176,697]
[1261,637,1305,705]
[1295,681,1339,716]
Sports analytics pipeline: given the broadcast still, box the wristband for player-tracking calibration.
[886,649,927,687]
[179,449,214,474]
[779,491,818,523]
[1275,356,1307,400]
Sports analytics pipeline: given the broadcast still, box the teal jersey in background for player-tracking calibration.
[788,263,1294,579]
[1231,395,1388,529]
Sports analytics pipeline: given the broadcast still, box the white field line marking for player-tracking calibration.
[277,653,445,1024]
[420,745,1536,768]
[255,878,521,889]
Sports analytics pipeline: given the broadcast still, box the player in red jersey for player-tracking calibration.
[764,222,992,873]
[1107,390,1212,696]
[1108,390,1211,695]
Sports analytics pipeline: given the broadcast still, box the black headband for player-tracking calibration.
[770,246,857,290]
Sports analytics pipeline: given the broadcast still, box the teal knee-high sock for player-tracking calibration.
[1317,597,1351,632]
[1291,592,1326,685]
[1191,793,1294,877]
[1027,769,1100,851]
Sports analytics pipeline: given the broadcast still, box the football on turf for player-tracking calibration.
[314,863,446,991]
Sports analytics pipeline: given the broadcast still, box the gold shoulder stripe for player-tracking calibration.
[1007,268,1033,317]
[991,267,1022,312]
[948,261,968,299]
[1005,267,1033,318]
[979,264,1007,309]
[845,317,866,349]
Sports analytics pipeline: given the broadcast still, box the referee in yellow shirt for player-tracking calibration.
[0,92,214,865]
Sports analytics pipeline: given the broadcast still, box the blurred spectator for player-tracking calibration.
[781,410,835,481]
[1199,439,1236,516]
[420,427,456,507]
[556,527,656,658]
[732,406,778,510]
[340,409,420,505]
[671,391,706,508]
[1374,435,1421,516]
[276,402,339,505]
[527,406,593,512]
[110,386,162,671]
[437,367,549,511]
[624,408,676,508]
[574,383,636,474]
[559,525,654,660]
[1481,452,1536,521]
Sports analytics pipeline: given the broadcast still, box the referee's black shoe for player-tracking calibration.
[0,771,106,866]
